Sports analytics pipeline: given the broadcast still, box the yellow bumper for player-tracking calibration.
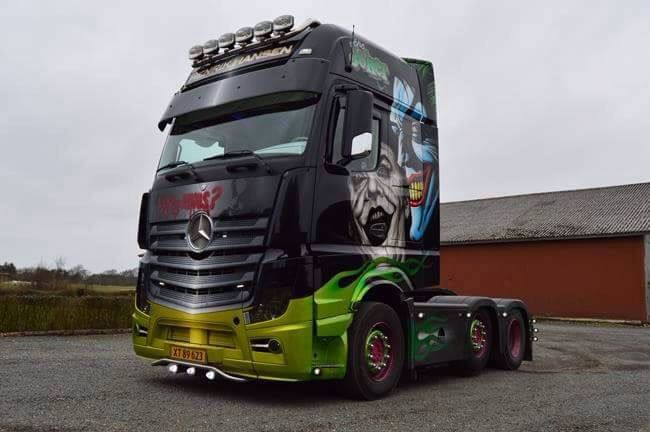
[132,296,340,381]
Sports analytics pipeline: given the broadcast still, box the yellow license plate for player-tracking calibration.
[170,346,207,364]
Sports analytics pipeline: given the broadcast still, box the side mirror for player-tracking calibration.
[137,192,149,249]
[341,90,373,160]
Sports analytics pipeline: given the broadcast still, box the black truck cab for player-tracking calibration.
[133,17,534,400]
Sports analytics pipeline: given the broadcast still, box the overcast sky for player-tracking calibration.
[1,0,649,272]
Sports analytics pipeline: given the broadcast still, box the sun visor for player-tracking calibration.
[158,58,328,130]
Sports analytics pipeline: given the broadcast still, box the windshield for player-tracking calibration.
[158,92,318,171]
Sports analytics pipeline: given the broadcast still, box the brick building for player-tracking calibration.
[440,183,650,322]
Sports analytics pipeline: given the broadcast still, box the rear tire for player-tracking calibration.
[339,302,404,400]
[454,309,493,375]
[494,309,526,370]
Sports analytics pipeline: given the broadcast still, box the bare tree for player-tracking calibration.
[55,257,66,271]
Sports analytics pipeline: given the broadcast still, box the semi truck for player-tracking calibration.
[133,15,536,400]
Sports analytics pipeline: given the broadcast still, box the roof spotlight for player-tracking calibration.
[188,45,204,61]
[273,15,294,34]
[254,20,273,41]
[203,39,219,55]
[235,26,254,46]
[218,33,236,51]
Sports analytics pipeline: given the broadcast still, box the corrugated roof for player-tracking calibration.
[441,182,650,244]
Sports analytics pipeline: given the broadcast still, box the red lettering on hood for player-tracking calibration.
[157,185,224,217]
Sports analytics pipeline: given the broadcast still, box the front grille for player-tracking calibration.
[146,216,268,310]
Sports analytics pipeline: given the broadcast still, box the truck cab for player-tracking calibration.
[133,16,534,399]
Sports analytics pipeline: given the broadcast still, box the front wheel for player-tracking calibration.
[339,302,404,400]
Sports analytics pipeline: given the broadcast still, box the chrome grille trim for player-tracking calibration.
[152,283,249,308]
[150,222,187,236]
[151,270,254,290]
[150,217,269,236]
[151,253,262,271]
[216,217,269,231]
[151,234,264,253]
[147,215,268,310]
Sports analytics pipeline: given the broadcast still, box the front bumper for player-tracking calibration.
[132,296,345,381]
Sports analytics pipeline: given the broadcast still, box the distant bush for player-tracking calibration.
[0,295,133,333]
[4,259,138,290]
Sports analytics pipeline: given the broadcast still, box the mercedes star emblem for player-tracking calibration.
[186,211,214,252]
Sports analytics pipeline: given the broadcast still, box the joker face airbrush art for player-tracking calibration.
[390,78,438,242]
[349,144,407,247]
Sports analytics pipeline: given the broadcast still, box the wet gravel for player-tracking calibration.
[1,322,649,432]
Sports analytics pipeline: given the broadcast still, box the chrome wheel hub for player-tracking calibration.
[470,319,487,355]
[365,327,392,378]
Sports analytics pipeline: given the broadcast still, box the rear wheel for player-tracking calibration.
[455,309,493,375]
[494,309,526,370]
[339,301,404,400]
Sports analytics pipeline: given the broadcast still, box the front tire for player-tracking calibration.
[339,302,404,400]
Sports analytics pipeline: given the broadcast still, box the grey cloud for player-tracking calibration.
[1,0,648,271]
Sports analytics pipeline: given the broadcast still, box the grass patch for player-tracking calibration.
[0,283,134,297]
[0,295,133,333]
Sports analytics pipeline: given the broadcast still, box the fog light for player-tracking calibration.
[203,39,219,55]
[186,367,196,376]
[313,368,321,376]
[466,312,472,318]
[168,364,178,373]
[254,20,273,40]
[205,370,216,380]
[188,45,204,61]
[218,33,235,50]
[235,27,254,46]
[268,339,282,354]
[502,312,508,318]
[273,15,294,34]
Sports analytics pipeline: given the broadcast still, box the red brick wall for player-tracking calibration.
[440,236,647,321]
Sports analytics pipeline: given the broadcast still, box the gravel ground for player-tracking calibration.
[1,322,649,432]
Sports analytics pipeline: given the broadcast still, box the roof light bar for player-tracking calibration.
[188,45,204,61]
[235,26,254,46]
[203,39,219,55]
[254,20,273,41]
[273,15,294,34]
[218,33,235,51]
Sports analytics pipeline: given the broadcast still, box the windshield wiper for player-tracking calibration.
[157,160,188,172]
[157,160,204,182]
[203,150,273,174]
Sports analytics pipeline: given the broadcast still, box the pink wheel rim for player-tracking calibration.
[364,322,393,382]
[508,318,522,358]
[470,317,488,357]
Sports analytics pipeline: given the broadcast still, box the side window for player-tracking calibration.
[330,97,380,172]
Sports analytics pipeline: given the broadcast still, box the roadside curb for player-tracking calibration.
[0,328,131,337]
[537,316,648,327]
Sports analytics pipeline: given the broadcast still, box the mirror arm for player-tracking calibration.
[350,150,371,160]
[324,161,350,175]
